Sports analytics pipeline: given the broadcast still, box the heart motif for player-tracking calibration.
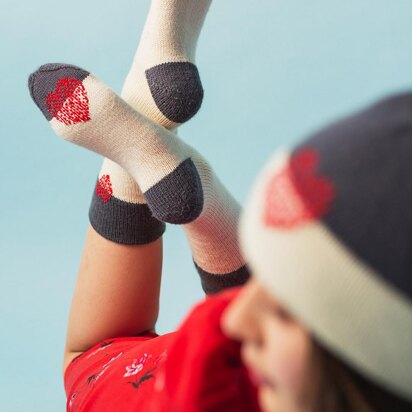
[96,175,113,203]
[46,77,91,125]
[264,148,335,228]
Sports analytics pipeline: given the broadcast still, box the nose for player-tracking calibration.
[221,279,260,342]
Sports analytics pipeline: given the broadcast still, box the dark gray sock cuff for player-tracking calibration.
[89,183,166,245]
[194,261,251,295]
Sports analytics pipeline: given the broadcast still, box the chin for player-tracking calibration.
[258,384,277,412]
[258,385,304,412]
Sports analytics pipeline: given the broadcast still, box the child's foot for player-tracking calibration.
[89,0,212,244]
[29,63,248,290]
[89,158,166,245]
[121,0,212,128]
[30,63,208,224]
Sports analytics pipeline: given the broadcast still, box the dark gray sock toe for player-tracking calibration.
[144,158,204,224]
[28,63,90,120]
[145,62,204,123]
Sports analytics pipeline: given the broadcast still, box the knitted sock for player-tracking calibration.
[29,64,249,294]
[121,0,211,129]
[90,0,211,245]
[90,158,166,244]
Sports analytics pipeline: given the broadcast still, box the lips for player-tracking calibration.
[245,363,273,388]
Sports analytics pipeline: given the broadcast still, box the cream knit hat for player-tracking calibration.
[240,92,412,401]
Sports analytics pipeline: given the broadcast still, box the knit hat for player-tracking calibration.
[239,92,412,401]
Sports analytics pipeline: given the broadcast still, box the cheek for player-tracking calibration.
[264,323,313,396]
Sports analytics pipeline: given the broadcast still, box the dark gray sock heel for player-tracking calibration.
[144,158,204,224]
[145,62,203,123]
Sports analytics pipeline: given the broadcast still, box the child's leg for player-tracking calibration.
[90,0,211,244]
[30,66,250,299]
[63,227,162,371]
[121,0,211,127]
[55,1,212,372]
[81,0,244,294]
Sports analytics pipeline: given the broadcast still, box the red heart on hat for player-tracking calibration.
[264,148,335,228]
[46,77,91,125]
[96,174,113,203]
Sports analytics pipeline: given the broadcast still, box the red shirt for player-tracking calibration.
[64,287,260,412]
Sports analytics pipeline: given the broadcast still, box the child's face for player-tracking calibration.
[221,278,319,412]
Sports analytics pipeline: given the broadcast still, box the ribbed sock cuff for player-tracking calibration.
[195,261,251,295]
[89,186,166,245]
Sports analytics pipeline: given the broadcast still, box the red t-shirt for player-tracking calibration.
[64,287,260,412]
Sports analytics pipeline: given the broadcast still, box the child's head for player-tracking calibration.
[222,92,412,411]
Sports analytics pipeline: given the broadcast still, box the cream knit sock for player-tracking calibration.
[90,158,166,244]
[122,0,212,128]
[90,0,211,244]
[29,64,249,294]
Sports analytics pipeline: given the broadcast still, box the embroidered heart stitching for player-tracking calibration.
[96,175,113,203]
[264,148,335,228]
[46,77,91,125]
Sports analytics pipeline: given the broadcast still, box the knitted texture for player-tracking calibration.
[28,63,165,245]
[89,0,211,245]
[145,62,203,123]
[195,262,250,295]
[91,158,166,244]
[29,64,249,293]
[121,0,211,128]
[240,92,412,401]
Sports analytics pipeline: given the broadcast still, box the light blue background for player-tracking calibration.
[1,0,411,410]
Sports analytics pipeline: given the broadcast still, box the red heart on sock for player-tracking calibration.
[264,148,335,228]
[46,77,91,125]
[96,175,113,203]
